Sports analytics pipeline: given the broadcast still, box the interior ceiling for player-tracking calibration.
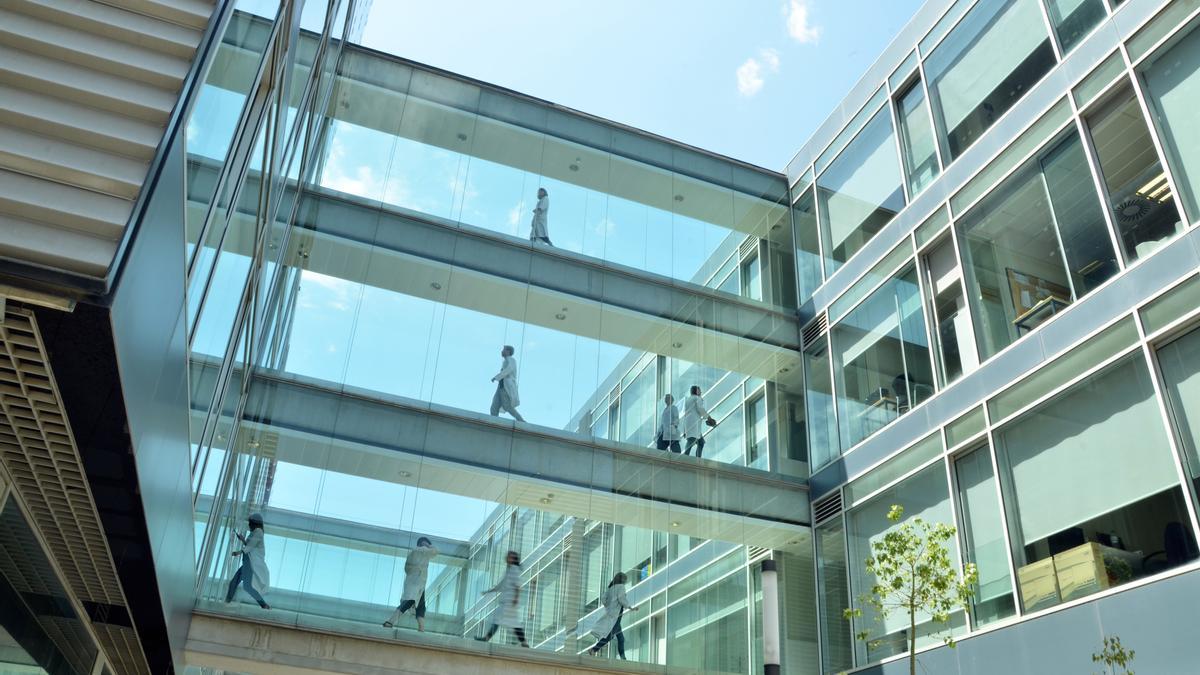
[327,76,788,238]
[233,418,810,554]
[274,227,805,390]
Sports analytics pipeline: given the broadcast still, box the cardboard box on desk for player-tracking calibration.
[1017,557,1059,612]
[1054,542,1111,602]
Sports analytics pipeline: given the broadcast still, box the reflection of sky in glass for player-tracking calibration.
[318,119,742,286]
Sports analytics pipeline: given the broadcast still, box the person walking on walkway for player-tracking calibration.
[656,394,681,453]
[384,536,439,631]
[476,550,530,647]
[490,345,525,422]
[225,512,270,609]
[683,385,715,458]
[588,572,638,659]
[529,187,551,245]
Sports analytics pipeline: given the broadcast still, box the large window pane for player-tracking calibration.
[832,264,934,450]
[957,131,1117,359]
[846,464,961,664]
[954,445,1016,627]
[896,81,940,196]
[805,338,839,469]
[1086,85,1184,262]
[793,187,823,303]
[1159,325,1200,504]
[996,355,1197,613]
[922,235,979,386]
[925,0,1057,161]
[815,519,852,674]
[1045,0,1108,54]
[817,107,905,270]
[1142,25,1200,223]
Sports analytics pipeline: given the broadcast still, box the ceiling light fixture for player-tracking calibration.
[674,194,685,203]
[672,341,683,349]
[430,281,442,290]
[456,132,468,141]
[398,470,412,478]
[670,521,681,528]
[555,313,567,320]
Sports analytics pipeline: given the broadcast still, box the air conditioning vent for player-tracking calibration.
[801,312,829,350]
[813,491,843,525]
[747,545,770,561]
[739,236,759,258]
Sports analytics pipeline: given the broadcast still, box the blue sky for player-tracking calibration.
[358,0,926,169]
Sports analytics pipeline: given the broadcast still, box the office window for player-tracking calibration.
[954,445,1016,627]
[815,518,853,674]
[1142,24,1200,223]
[741,252,763,301]
[896,80,940,196]
[619,361,657,448]
[925,0,1057,161]
[832,264,934,451]
[747,394,768,469]
[1159,325,1200,510]
[847,464,962,664]
[817,107,906,270]
[1086,85,1184,262]
[996,355,1197,613]
[793,187,823,303]
[1045,0,1108,54]
[805,337,839,469]
[957,131,1117,360]
[922,235,979,386]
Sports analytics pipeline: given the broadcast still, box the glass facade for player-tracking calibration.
[97,0,1200,673]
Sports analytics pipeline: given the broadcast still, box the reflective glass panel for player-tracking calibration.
[1159,326,1200,512]
[1086,85,1184,263]
[1045,0,1108,54]
[954,445,1016,626]
[896,80,940,196]
[1142,24,1200,223]
[846,464,962,664]
[805,337,839,469]
[815,519,852,674]
[832,264,933,451]
[995,355,1197,612]
[925,0,1056,161]
[957,131,1116,359]
[793,187,823,303]
[816,106,905,271]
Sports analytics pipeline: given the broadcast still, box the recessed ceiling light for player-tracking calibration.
[780,367,790,373]
[555,313,567,320]
[398,470,412,478]
[674,194,685,203]
[456,132,468,141]
[430,282,442,290]
[569,163,580,172]
[670,521,681,528]
[672,342,683,349]
[540,497,552,504]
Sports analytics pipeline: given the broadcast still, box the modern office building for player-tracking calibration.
[2,0,1200,673]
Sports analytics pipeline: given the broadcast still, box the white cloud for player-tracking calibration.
[736,49,781,97]
[785,0,820,44]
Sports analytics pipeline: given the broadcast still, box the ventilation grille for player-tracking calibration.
[0,307,149,674]
[801,312,829,350]
[739,236,759,258]
[813,491,843,525]
[747,545,770,561]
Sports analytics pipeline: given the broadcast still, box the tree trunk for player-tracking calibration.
[909,574,917,675]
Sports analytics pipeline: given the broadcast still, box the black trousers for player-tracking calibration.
[481,624,529,646]
[684,436,705,457]
[395,592,426,618]
[656,438,681,453]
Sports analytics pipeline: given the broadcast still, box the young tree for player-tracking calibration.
[1093,635,1135,675]
[843,505,978,675]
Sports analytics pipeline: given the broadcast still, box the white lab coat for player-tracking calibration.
[659,403,681,441]
[682,394,709,439]
[484,563,523,628]
[590,583,632,638]
[493,355,520,407]
[241,528,270,593]
[530,195,549,240]
[401,543,438,602]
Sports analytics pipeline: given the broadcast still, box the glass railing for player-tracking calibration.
[193,448,814,673]
[312,51,796,310]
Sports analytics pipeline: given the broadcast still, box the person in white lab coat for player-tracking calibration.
[490,345,526,422]
[656,394,681,453]
[682,385,716,458]
[529,188,551,245]
[475,550,530,647]
[383,536,439,631]
[587,572,638,659]
[225,513,270,609]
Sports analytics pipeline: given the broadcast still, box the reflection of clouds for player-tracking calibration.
[297,271,357,313]
[592,217,618,238]
[507,203,523,227]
